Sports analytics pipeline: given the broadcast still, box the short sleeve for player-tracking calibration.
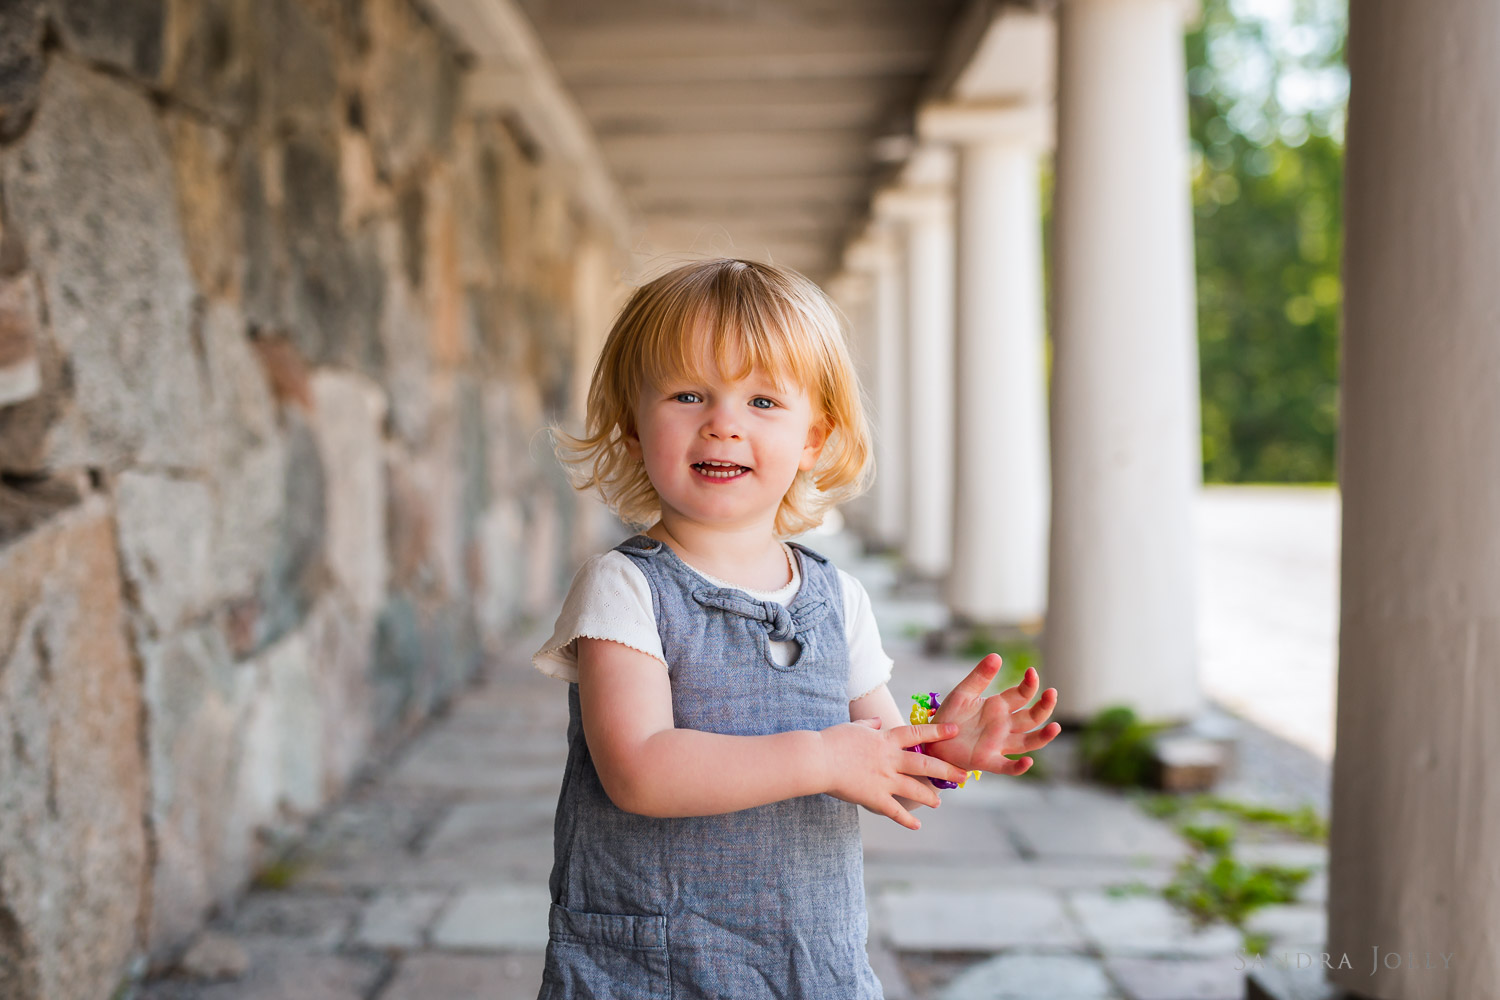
[532,551,668,681]
[839,568,894,701]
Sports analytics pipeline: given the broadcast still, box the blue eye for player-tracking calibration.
[751,397,776,409]
[675,392,701,403]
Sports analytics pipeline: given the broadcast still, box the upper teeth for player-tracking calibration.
[700,461,738,467]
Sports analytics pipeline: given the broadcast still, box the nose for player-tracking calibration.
[701,400,743,440]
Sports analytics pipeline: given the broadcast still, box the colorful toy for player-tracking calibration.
[906,692,982,789]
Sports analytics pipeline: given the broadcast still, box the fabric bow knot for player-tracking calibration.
[691,589,829,642]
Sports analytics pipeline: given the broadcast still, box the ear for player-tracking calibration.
[623,422,642,460]
[799,417,830,472]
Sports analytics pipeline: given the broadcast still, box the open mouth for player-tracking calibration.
[692,461,750,480]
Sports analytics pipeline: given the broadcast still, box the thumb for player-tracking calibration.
[853,716,883,729]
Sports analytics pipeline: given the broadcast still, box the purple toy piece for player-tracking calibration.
[905,691,961,788]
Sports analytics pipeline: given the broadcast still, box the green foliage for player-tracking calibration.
[1187,0,1347,482]
[1079,706,1172,788]
[1136,791,1329,843]
[1165,852,1312,928]
[251,856,303,890]
[1181,822,1237,854]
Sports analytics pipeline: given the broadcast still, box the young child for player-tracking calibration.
[532,258,1060,999]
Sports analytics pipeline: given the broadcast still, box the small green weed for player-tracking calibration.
[1135,792,1329,844]
[251,856,303,890]
[1078,706,1172,788]
[1164,853,1312,928]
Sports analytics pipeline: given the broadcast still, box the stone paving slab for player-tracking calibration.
[865,857,1179,894]
[379,952,545,1000]
[1067,890,1244,958]
[1006,786,1191,864]
[877,886,1085,951]
[1243,904,1327,950]
[937,953,1121,1000]
[859,795,1018,865]
[223,892,362,952]
[1104,955,1248,1000]
[430,885,552,950]
[352,888,449,949]
[137,939,386,1000]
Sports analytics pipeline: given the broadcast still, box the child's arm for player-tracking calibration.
[922,655,1062,775]
[576,637,972,830]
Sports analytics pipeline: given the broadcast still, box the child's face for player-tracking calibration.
[624,357,828,534]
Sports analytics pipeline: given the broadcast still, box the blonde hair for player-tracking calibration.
[553,257,873,538]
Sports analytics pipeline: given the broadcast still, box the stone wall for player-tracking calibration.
[0,0,620,993]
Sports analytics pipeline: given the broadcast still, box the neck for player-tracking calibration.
[646,510,788,587]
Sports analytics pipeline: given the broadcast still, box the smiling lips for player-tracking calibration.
[692,459,750,480]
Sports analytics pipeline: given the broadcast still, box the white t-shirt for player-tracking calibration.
[532,542,894,702]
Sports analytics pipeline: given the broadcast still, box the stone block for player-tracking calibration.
[0,0,46,141]
[937,953,1117,1000]
[254,626,325,818]
[1067,890,1243,958]
[364,0,459,181]
[282,129,385,369]
[378,952,545,1000]
[305,594,376,799]
[0,271,41,406]
[1,60,204,470]
[373,218,433,444]
[51,0,166,81]
[166,113,245,300]
[1103,955,1247,1000]
[140,626,248,955]
[114,470,215,636]
[876,886,1083,952]
[162,0,256,126]
[309,369,387,618]
[0,498,147,1000]
[244,412,327,656]
[430,885,551,951]
[254,0,339,135]
[0,276,69,477]
[201,300,285,605]
[352,889,448,949]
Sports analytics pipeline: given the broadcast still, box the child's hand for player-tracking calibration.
[926,656,1060,777]
[817,719,971,830]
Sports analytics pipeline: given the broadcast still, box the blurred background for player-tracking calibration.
[1,0,1492,998]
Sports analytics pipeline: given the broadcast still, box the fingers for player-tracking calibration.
[900,751,971,786]
[853,716,882,729]
[1012,721,1062,753]
[946,653,1004,704]
[884,799,920,831]
[1012,685,1059,724]
[894,723,959,748]
[898,776,943,810]
[997,667,1044,711]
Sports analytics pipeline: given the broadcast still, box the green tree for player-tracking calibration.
[1186,0,1347,482]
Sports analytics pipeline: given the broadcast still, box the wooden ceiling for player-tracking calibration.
[517,0,970,280]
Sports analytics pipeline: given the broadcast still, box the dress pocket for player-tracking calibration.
[539,902,670,999]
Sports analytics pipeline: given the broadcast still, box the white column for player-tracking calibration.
[877,187,956,579]
[923,105,1053,626]
[825,268,877,535]
[1046,0,1202,721]
[1327,3,1500,998]
[847,227,907,550]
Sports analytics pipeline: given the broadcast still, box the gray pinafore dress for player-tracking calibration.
[538,533,884,1000]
